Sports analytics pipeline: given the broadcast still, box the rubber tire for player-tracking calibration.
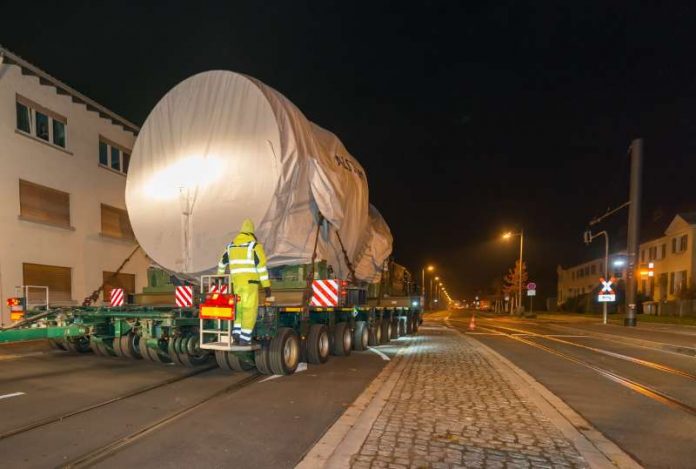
[226,352,255,371]
[331,322,352,357]
[390,317,400,339]
[368,321,381,346]
[269,328,300,375]
[215,350,233,370]
[307,324,330,364]
[112,335,125,357]
[178,336,210,367]
[168,337,185,365]
[352,321,369,351]
[254,345,272,374]
[48,339,67,351]
[65,337,91,353]
[90,338,104,356]
[120,334,141,359]
[380,319,392,344]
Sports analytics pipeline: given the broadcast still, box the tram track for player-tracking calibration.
[0,362,218,441]
[447,317,696,418]
[59,372,263,468]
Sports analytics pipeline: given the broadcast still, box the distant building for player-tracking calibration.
[0,46,149,325]
[557,212,696,306]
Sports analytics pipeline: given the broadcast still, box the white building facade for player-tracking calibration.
[557,213,696,306]
[0,47,149,325]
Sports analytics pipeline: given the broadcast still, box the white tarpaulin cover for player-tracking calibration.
[126,70,392,282]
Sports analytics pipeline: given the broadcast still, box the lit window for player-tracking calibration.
[15,96,68,150]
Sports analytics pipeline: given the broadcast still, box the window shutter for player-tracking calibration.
[23,263,72,303]
[103,271,136,302]
[19,180,70,227]
[101,204,135,239]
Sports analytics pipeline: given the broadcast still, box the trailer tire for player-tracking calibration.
[380,319,392,344]
[226,352,255,371]
[65,337,90,353]
[168,337,185,365]
[353,321,369,351]
[178,336,210,367]
[48,339,67,351]
[331,322,352,356]
[90,338,105,356]
[307,324,330,364]
[254,345,272,374]
[269,328,300,375]
[368,321,381,346]
[112,335,125,357]
[121,334,141,359]
[215,350,233,371]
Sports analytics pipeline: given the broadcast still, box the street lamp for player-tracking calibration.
[502,229,524,315]
[421,265,434,310]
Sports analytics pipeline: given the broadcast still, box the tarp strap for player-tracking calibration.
[302,223,322,315]
[335,230,357,284]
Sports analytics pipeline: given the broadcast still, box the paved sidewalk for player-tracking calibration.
[349,325,588,469]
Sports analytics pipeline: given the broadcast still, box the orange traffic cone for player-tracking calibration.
[468,314,476,331]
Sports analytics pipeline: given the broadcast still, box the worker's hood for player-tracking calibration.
[241,218,255,234]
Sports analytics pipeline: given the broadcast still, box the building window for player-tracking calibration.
[99,137,130,175]
[670,272,675,294]
[15,95,67,149]
[590,264,596,275]
[23,262,72,303]
[680,235,688,252]
[19,179,71,228]
[678,270,688,293]
[103,271,135,304]
[101,204,135,240]
[660,244,666,259]
[641,250,646,262]
[649,246,657,261]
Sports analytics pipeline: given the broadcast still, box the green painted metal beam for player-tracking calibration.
[0,324,87,344]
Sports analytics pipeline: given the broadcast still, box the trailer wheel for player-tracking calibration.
[120,334,141,359]
[380,319,392,344]
[65,337,90,353]
[254,345,272,374]
[90,338,109,356]
[178,336,210,367]
[368,321,381,346]
[168,337,185,365]
[352,321,369,351]
[226,352,255,371]
[331,322,352,356]
[48,339,67,351]
[215,350,233,371]
[307,324,330,364]
[269,328,300,375]
[112,335,125,357]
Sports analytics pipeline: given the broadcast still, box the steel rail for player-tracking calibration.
[449,319,696,417]
[0,363,217,441]
[473,320,696,381]
[59,372,263,468]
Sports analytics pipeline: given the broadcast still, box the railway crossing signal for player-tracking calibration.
[598,277,617,302]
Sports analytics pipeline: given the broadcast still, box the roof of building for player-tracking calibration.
[677,211,696,225]
[0,45,139,135]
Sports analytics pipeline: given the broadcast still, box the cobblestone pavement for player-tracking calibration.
[350,325,588,469]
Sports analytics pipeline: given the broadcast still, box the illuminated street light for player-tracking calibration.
[422,265,435,310]
[502,229,524,315]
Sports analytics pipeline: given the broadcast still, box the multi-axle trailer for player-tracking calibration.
[0,265,422,376]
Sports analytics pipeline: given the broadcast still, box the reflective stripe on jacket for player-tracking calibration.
[217,233,271,288]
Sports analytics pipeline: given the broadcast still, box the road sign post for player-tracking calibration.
[526,283,536,314]
[597,277,617,324]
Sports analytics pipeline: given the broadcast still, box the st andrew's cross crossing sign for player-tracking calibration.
[598,277,617,302]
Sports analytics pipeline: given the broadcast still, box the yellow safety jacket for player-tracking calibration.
[217,232,271,288]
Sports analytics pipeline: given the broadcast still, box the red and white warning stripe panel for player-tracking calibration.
[110,288,124,307]
[209,284,229,294]
[311,280,340,307]
[175,286,194,307]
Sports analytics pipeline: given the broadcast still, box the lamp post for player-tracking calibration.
[430,276,440,309]
[503,230,524,314]
[584,230,609,325]
[421,265,434,310]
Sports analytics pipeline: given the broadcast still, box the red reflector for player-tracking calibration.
[6,298,20,307]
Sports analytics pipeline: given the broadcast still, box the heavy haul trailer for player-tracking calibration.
[0,265,422,376]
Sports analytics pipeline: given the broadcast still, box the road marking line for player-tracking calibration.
[0,392,25,400]
[367,347,390,361]
[259,362,308,383]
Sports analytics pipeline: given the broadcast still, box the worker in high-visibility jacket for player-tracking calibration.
[217,219,271,345]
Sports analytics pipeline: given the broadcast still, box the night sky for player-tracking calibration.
[5,2,696,302]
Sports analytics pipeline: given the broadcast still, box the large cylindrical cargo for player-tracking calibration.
[126,71,392,282]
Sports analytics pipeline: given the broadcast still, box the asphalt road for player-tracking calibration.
[443,310,696,469]
[0,339,406,468]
